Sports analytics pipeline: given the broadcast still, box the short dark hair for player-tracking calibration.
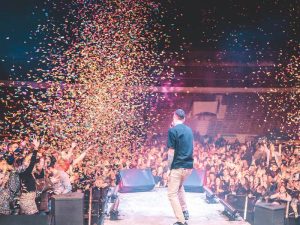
[174,109,185,120]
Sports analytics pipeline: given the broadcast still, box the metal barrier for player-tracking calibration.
[84,187,109,225]
[221,194,256,221]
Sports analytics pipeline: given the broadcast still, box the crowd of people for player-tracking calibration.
[0,132,299,218]
[145,134,299,218]
[201,137,299,218]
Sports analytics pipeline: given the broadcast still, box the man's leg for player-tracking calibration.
[178,169,192,219]
[168,168,185,223]
[178,184,187,211]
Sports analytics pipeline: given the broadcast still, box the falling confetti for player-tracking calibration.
[2,0,173,152]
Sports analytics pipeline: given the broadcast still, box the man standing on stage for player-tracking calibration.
[167,109,194,225]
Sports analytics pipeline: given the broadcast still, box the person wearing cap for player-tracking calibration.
[167,109,194,225]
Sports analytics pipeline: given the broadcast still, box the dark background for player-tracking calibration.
[0,0,299,81]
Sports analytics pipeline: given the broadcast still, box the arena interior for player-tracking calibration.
[0,1,299,225]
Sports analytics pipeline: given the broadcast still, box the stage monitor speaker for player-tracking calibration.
[119,169,155,193]
[254,202,285,225]
[0,215,48,225]
[183,169,205,193]
[51,192,84,225]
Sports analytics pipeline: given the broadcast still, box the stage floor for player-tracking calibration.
[104,188,250,225]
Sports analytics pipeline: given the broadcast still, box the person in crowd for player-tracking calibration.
[18,138,40,215]
[267,175,279,195]
[236,177,250,195]
[48,164,72,195]
[152,169,162,187]
[286,179,299,218]
[215,177,226,199]
[0,130,298,219]
[0,160,13,215]
[270,184,292,203]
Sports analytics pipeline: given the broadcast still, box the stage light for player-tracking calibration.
[203,186,218,204]
[219,198,243,221]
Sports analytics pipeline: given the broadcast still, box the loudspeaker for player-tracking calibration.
[254,202,285,225]
[51,192,84,225]
[119,169,155,193]
[0,215,48,225]
[183,169,205,193]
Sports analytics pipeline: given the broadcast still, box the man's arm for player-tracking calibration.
[168,148,174,169]
[167,129,176,169]
[24,138,40,174]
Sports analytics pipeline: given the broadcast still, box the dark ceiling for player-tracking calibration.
[0,0,299,81]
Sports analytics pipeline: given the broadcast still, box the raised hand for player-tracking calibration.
[32,138,40,150]
[87,144,98,151]
[71,142,77,149]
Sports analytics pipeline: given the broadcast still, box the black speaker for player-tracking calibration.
[0,215,48,225]
[183,169,205,192]
[254,202,285,225]
[119,169,155,193]
[51,192,84,225]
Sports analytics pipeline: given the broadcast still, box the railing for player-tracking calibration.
[84,187,109,225]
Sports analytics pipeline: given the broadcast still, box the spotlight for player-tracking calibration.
[219,198,242,221]
[203,186,218,204]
